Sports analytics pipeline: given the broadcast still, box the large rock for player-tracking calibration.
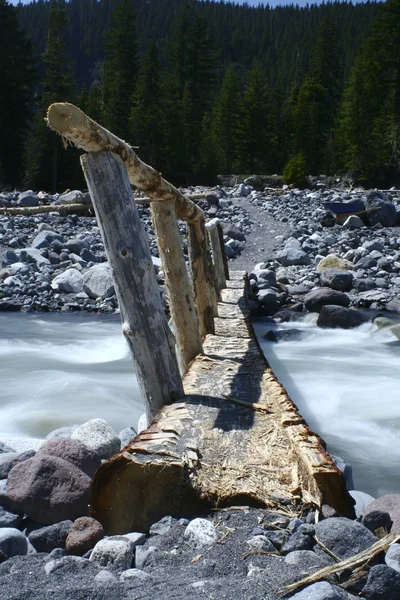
[317,305,368,329]
[51,269,83,294]
[32,230,63,250]
[66,517,104,556]
[37,438,101,478]
[289,581,352,599]
[349,490,375,519]
[6,454,91,525]
[317,254,353,272]
[71,419,120,459]
[17,191,40,208]
[28,520,72,553]
[385,543,400,574]
[331,455,355,491]
[276,247,311,267]
[184,518,217,548]
[64,239,89,255]
[365,191,398,227]
[319,269,353,292]
[90,536,134,572]
[58,190,86,205]
[304,288,350,313]
[314,517,377,560]
[0,528,28,557]
[0,506,22,529]
[361,564,400,599]
[82,265,115,300]
[363,495,400,534]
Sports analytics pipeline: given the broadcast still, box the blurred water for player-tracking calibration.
[0,313,143,439]
[254,317,400,498]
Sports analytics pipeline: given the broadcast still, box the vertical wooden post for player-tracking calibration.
[150,201,202,373]
[217,222,230,281]
[187,219,219,336]
[205,218,227,296]
[81,152,183,422]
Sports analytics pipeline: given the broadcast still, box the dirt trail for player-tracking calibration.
[230,196,291,272]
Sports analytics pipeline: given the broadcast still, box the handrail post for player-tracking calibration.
[205,218,228,296]
[150,201,202,373]
[81,151,183,423]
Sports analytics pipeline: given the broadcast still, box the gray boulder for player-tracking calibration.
[385,543,400,574]
[365,192,398,227]
[37,438,101,478]
[304,288,350,313]
[90,536,134,572]
[257,288,280,312]
[45,425,79,440]
[317,305,368,329]
[331,455,355,491]
[51,269,83,294]
[118,427,137,448]
[289,581,355,599]
[342,215,364,228]
[0,506,22,529]
[65,239,88,255]
[276,247,311,266]
[314,517,376,560]
[28,520,72,553]
[71,419,120,459]
[363,494,400,534]
[184,518,217,548]
[32,231,63,250]
[0,528,28,557]
[320,268,353,292]
[362,564,400,599]
[58,190,84,205]
[82,265,115,300]
[6,454,91,525]
[17,191,40,208]
[349,490,375,518]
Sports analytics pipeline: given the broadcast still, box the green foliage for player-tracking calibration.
[211,64,241,173]
[283,153,307,188]
[0,0,36,186]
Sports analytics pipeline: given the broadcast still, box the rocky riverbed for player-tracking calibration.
[1,181,400,599]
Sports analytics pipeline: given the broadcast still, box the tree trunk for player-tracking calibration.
[0,204,92,217]
[82,151,183,422]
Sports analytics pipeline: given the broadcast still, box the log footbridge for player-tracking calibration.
[47,103,354,534]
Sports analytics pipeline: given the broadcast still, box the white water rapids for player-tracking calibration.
[0,313,399,497]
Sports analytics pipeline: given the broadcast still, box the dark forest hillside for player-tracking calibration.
[1,0,399,190]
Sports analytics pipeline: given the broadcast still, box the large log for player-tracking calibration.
[82,152,183,422]
[90,271,355,534]
[0,204,92,217]
[46,102,217,335]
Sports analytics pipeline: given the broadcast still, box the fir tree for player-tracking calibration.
[0,0,36,186]
[102,0,139,139]
[211,64,241,173]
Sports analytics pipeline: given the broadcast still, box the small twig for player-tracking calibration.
[242,550,280,560]
[222,394,271,414]
[313,535,341,563]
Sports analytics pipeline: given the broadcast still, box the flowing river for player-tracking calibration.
[0,313,399,498]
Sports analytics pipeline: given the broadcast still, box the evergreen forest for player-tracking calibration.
[1,0,399,191]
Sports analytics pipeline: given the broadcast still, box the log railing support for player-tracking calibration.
[81,151,183,422]
[46,102,217,336]
[150,201,202,373]
[205,218,227,297]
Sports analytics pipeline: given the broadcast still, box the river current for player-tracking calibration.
[0,313,399,497]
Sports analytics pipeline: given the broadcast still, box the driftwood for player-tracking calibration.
[280,533,400,597]
[46,102,217,335]
[0,203,92,216]
[206,218,227,295]
[81,152,183,422]
[150,201,202,372]
[90,272,355,535]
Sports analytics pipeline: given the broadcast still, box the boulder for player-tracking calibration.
[58,190,84,205]
[365,192,398,227]
[385,543,400,574]
[17,192,40,208]
[361,510,392,534]
[331,455,355,491]
[6,454,91,525]
[32,231,63,250]
[349,490,375,519]
[361,564,400,599]
[64,239,89,255]
[363,495,400,534]
[342,215,364,228]
[317,254,353,272]
[71,419,120,459]
[288,581,351,599]
[37,438,101,478]
[314,517,376,560]
[304,288,350,313]
[28,520,72,553]
[89,536,134,572]
[223,226,245,241]
[184,518,217,548]
[0,528,28,558]
[51,269,83,294]
[82,265,114,300]
[319,269,353,292]
[66,517,104,556]
[277,247,311,267]
[317,305,368,329]
[257,288,280,312]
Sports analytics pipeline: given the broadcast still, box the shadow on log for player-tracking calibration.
[91,272,355,534]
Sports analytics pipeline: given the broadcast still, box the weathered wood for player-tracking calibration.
[81,152,183,422]
[150,201,202,373]
[0,203,92,217]
[90,272,355,535]
[218,221,230,281]
[206,218,227,296]
[187,219,219,336]
[46,102,203,224]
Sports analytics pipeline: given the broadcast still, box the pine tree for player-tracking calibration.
[26,0,77,192]
[237,62,269,173]
[0,0,36,186]
[102,0,139,139]
[211,64,241,173]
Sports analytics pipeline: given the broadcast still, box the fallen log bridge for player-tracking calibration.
[45,102,355,535]
[91,272,355,534]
